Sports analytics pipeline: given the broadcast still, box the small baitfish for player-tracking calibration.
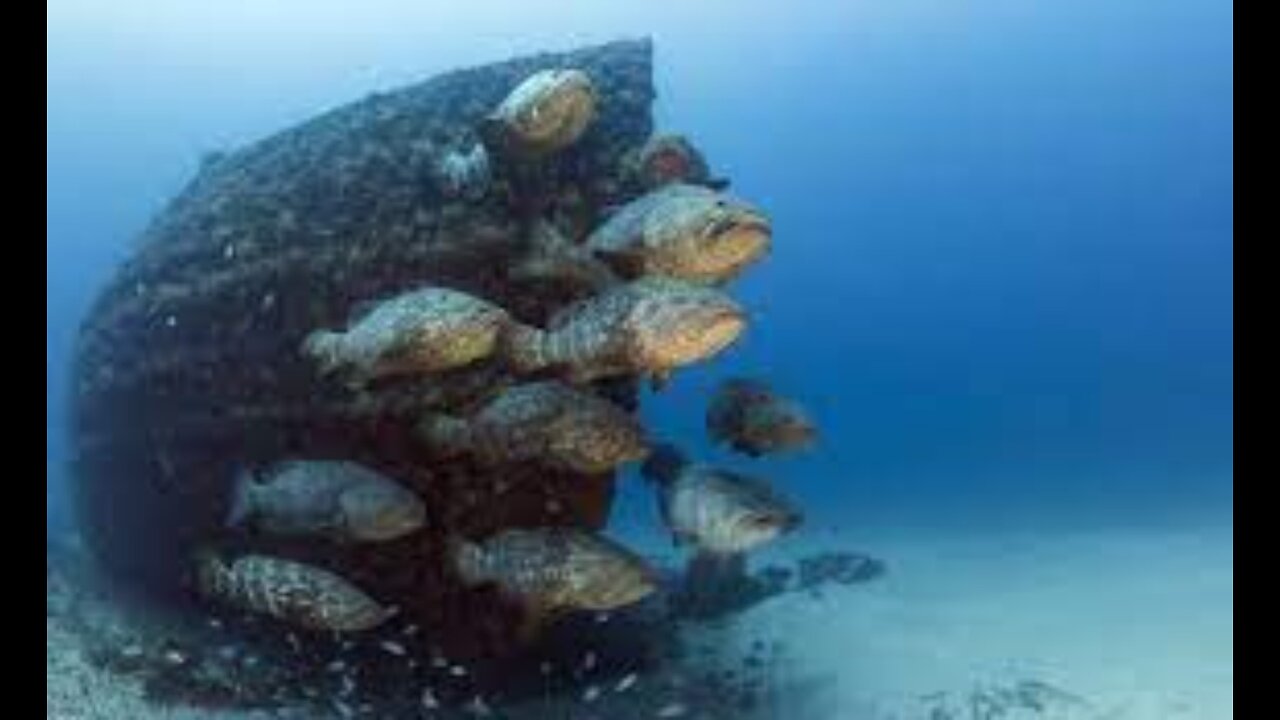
[414,380,649,474]
[302,286,510,387]
[451,527,658,638]
[584,183,770,286]
[196,552,394,633]
[641,443,802,555]
[226,460,426,543]
[501,276,747,388]
[706,377,817,457]
[481,68,598,159]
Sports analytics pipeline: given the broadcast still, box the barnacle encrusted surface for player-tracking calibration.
[70,39,656,660]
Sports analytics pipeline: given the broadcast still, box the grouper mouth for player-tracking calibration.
[699,212,772,280]
[642,304,745,370]
[687,307,747,360]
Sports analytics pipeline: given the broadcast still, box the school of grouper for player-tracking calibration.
[198,67,820,641]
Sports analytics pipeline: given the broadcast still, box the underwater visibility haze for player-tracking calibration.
[48,1,1232,718]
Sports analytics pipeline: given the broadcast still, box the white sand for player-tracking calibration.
[665,522,1233,720]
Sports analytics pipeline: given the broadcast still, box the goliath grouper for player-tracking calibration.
[415,380,649,474]
[450,527,658,641]
[196,552,395,633]
[707,377,817,457]
[226,460,426,543]
[302,286,510,388]
[501,276,747,389]
[641,443,802,610]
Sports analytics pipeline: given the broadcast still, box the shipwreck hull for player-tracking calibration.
[69,39,658,659]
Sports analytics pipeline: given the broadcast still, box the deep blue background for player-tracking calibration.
[48,0,1232,539]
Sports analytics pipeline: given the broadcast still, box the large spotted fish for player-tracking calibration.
[451,527,657,640]
[584,183,771,286]
[195,553,394,633]
[415,380,649,474]
[641,443,802,609]
[302,287,510,387]
[226,460,426,543]
[632,133,729,191]
[706,377,817,457]
[480,68,598,159]
[640,443,803,556]
[501,276,746,388]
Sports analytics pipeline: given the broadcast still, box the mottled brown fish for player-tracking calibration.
[641,443,802,555]
[415,380,649,474]
[584,183,771,286]
[226,460,426,542]
[707,378,817,457]
[507,218,620,294]
[302,287,510,387]
[634,133,727,191]
[501,276,747,388]
[451,528,657,637]
[481,68,598,159]
[196,553,394,633]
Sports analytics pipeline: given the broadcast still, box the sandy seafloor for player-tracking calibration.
[662,522,1234,720]
[48,517,1232,720]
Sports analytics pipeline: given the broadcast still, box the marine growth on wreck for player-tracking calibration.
[68,38,855,716]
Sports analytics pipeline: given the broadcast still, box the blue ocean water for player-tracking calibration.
[46,3,1233,717]
[48,0,1231,540]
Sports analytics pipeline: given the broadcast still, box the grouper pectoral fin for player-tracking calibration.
[514,599,560,645]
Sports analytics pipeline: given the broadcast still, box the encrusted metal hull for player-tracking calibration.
[69,39,656,659]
